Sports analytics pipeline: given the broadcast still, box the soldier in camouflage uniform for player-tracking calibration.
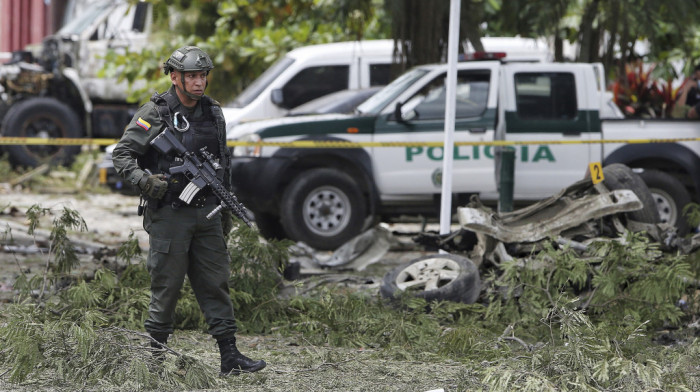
[112,46,265,376]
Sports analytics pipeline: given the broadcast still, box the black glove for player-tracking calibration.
[139,173,168,199]
[222,210,234,237]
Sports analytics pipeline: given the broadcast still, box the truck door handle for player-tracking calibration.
[469,128,486,133]
[563,130,581,136]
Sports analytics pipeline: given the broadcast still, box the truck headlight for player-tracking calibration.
[232,133,262,157]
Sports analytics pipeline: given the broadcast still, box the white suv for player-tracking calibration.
[221,40,395,137]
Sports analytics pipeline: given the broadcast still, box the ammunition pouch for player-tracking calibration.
[147,188,217,210]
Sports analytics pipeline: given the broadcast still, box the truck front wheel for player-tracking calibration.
[280,168,366,250]
[1,97,82,168]
[638,170,692,236]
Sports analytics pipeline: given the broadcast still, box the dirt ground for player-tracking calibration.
[0,183,450,289]
[0,185,475,392]
[0,185,147,246]
[0,187,146,298]
[0,330,473,392]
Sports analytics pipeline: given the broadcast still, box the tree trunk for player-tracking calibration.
[462,0,484,53]
[578,0,600,62]
[603,1,620,81]
[618,18,630,88]
[554,34,564,62]
[387,0,458,72]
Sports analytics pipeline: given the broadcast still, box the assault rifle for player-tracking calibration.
[149,128,253,227]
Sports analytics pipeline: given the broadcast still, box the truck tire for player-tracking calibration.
[1,97,82,168]
[254,212,286,240]
[0,101,8,158]
[602,163,659,224]
[380,254,481,304]
[280,168,366,250]
[0,101,9,121]
[638,170,692,236]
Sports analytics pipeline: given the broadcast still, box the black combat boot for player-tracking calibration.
[149,333,169,365]
[217,337,266,376]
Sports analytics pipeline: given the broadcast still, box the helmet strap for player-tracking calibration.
[177,72,203,101]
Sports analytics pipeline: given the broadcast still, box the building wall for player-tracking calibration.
[0,0,65,63]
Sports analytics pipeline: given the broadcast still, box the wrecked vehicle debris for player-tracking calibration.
[380,164,697,304]
[287,226,394,275]
[458,187,642,243]
[380,253,481,304]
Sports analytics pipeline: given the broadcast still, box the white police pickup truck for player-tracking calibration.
[228,60,700,250]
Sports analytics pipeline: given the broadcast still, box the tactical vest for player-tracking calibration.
[141,90,230,199]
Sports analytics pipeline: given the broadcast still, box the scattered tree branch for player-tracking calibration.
[271,357,357,374]
[105,327,183,357]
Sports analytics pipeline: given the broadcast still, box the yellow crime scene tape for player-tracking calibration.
[0,137,120,146]
[0,136,697,148]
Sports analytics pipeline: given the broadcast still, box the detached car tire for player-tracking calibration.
[638,169,692,236]
[1,97,82,168]
[602,163,659,224]
[279,168,366,250]
[380,254,481,304]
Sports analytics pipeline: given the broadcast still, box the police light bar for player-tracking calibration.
[460,52,507,61]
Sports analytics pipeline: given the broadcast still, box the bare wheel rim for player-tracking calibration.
[649,188,677,225]
[395,257,461,292]
[302,185,352,237]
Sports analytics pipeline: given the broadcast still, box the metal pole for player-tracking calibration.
[498,147,515,212]
[439,0,461,236]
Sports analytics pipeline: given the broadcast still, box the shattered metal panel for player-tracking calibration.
[457,190,643,243]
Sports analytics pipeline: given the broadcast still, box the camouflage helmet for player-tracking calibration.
[163,46,214,75]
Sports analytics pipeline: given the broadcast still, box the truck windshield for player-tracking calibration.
[57,0,113,36]
[355,68,429,115]
[227,57,295,108]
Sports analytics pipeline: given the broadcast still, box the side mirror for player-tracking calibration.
[394,102,406,123]
[394,102,417,123]
[270,88,284,106]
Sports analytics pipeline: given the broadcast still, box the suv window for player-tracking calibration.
[357,68,429,115]
[403,70,490,120]
[514,72,577,120]
[282,65,349,109]
[229,57,295,108]
[369,63,391,86]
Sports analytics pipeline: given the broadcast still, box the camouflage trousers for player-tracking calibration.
[142,202,237,339]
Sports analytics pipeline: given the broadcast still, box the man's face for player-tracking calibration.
[172,70,207,96]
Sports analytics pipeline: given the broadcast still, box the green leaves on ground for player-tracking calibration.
[1,204,699,390]
[493,231,692,331]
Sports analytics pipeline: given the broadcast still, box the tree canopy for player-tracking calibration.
[107,0,700,106]
[388,0,700,80]
[106,0,389,103]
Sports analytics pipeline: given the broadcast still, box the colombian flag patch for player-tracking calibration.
[136,117,151,131]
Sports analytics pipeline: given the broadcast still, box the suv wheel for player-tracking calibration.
[638,169,692,236]
[280,168,366,250]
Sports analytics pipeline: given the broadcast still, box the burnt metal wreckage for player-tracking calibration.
[284,163,698,303]
[378,164,699,304]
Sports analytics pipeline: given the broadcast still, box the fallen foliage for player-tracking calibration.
[0,203,698,391]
